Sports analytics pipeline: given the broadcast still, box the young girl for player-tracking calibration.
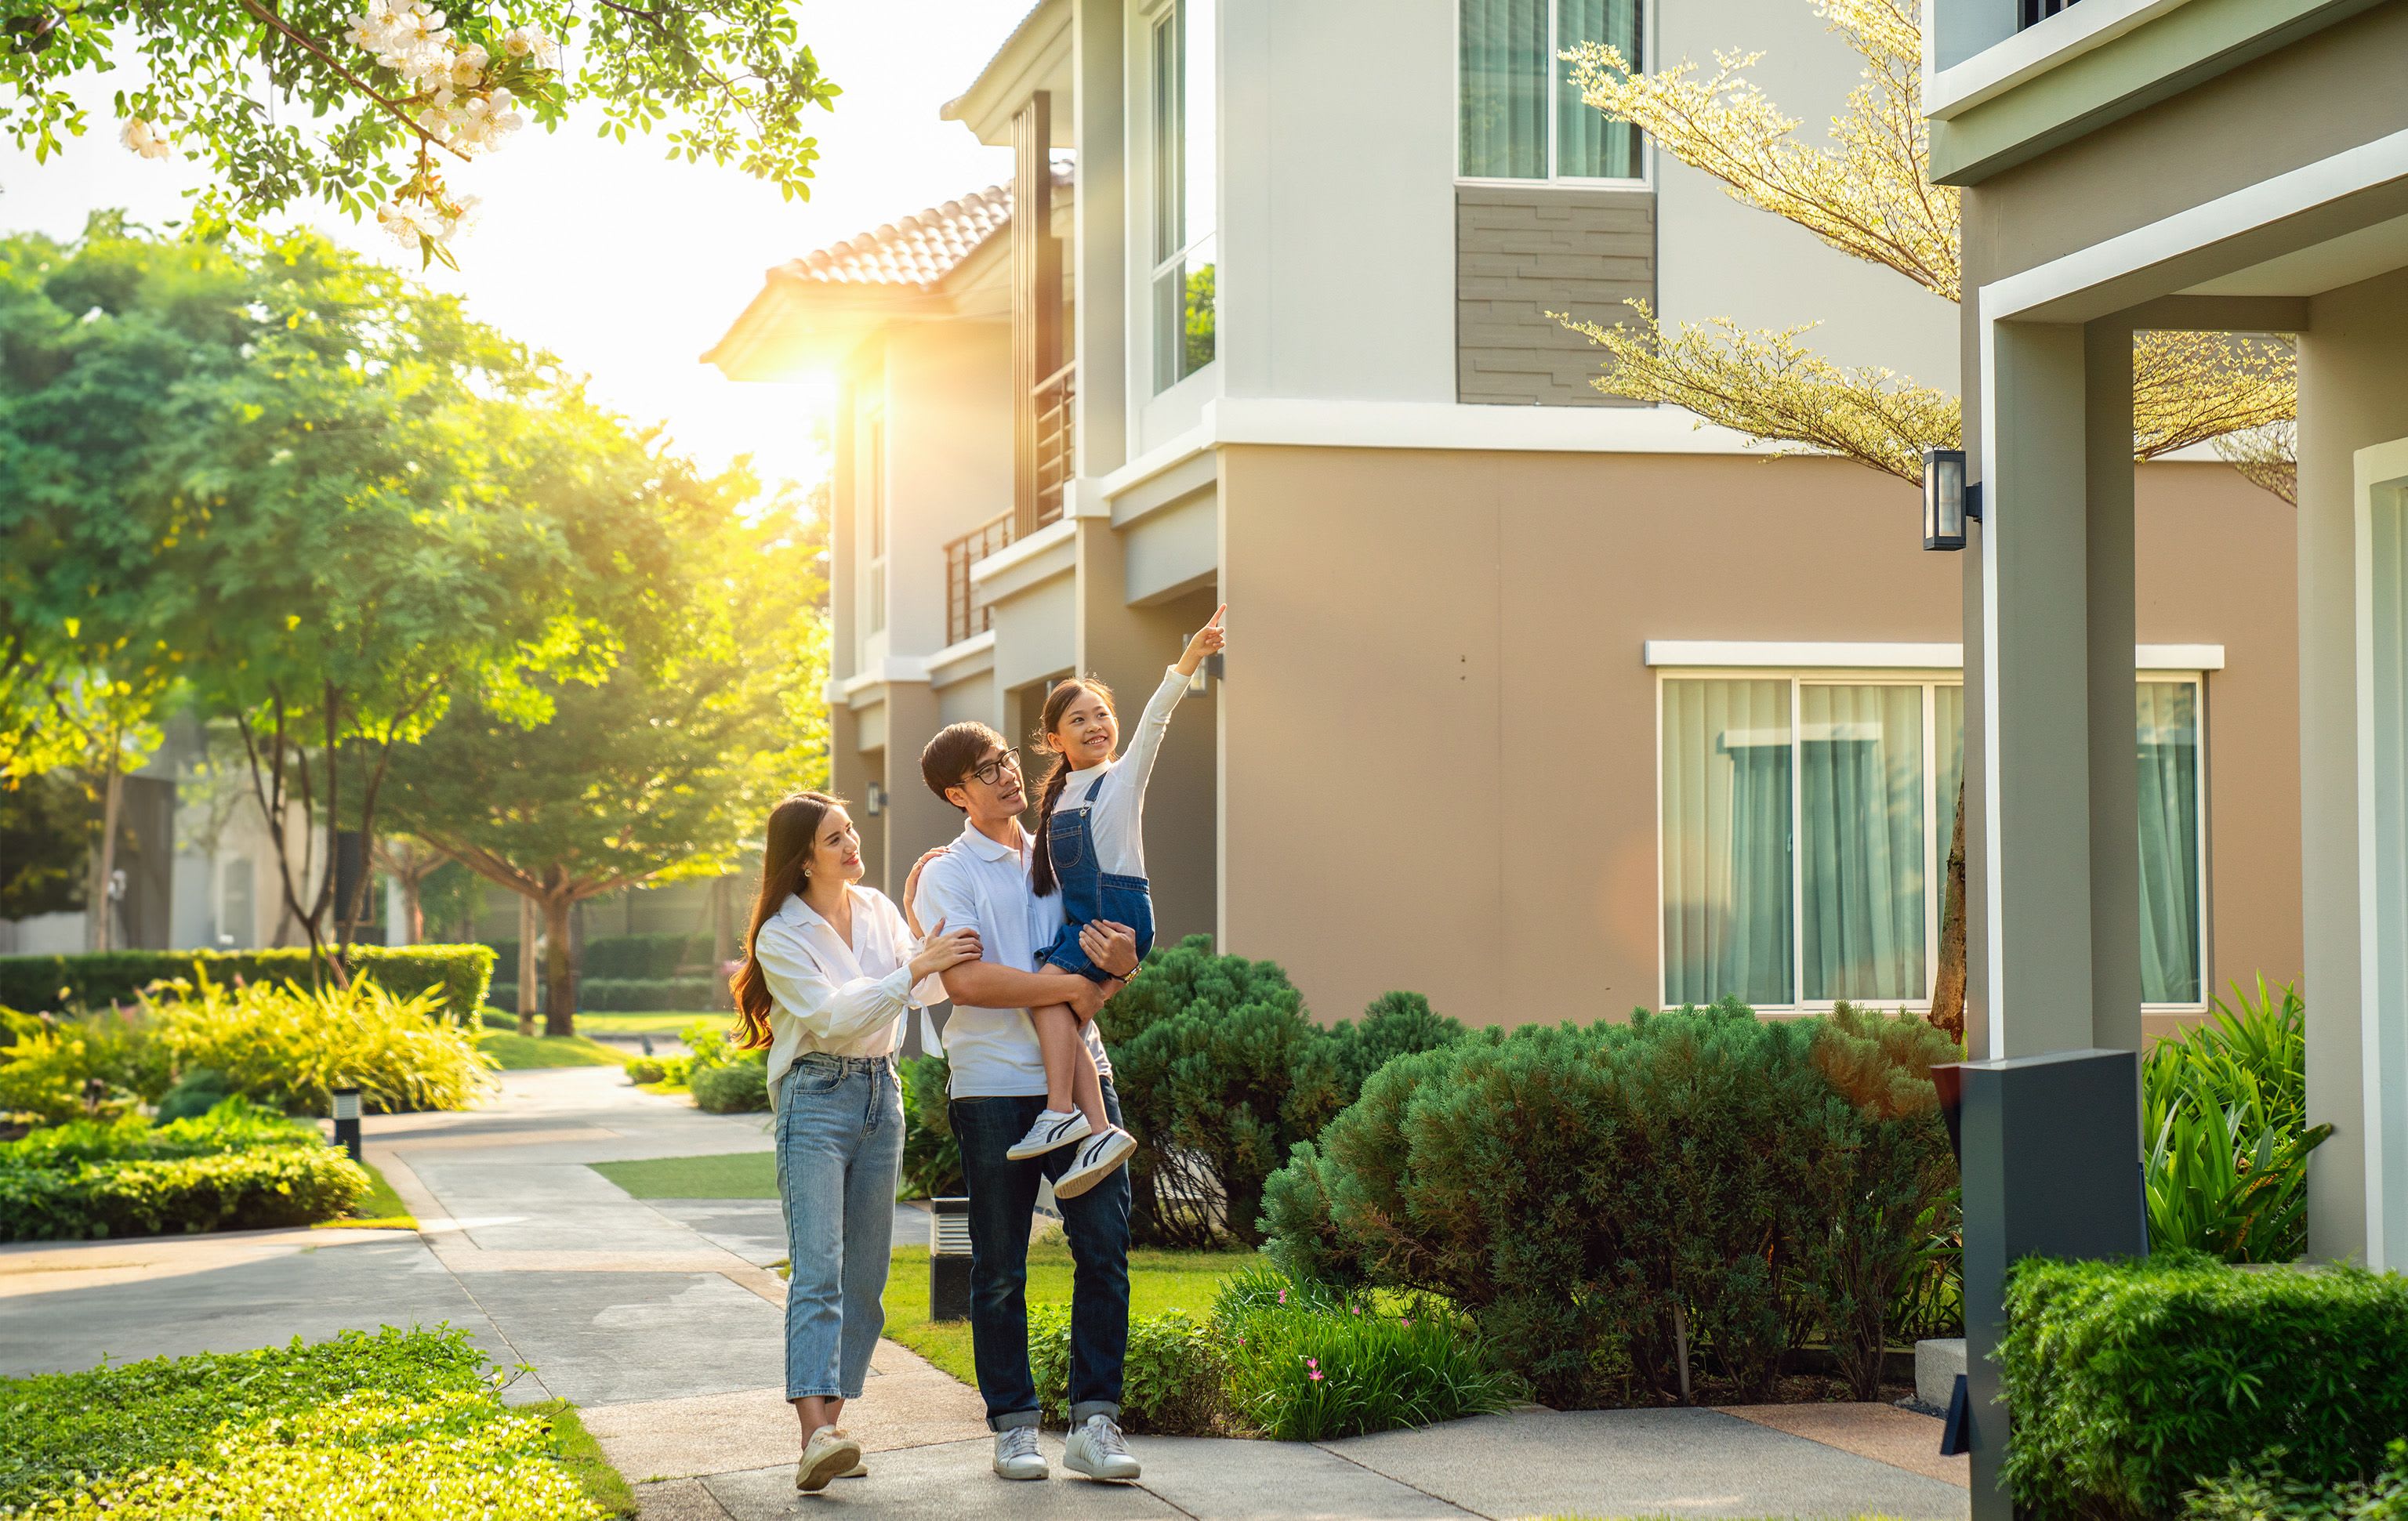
[1009,606,1228,1198]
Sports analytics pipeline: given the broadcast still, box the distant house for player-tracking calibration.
[708,0,2297,1044]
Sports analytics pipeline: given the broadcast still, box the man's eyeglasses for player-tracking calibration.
[963,750,1022,788]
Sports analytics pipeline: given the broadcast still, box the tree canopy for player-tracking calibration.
[1,0,839,266]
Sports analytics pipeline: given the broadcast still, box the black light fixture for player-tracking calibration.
[1924,448,1968,551]
[330,1087,363,1164]
[864,781,888,817]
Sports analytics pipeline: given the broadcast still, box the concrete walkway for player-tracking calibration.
[0,1065,1968,1519]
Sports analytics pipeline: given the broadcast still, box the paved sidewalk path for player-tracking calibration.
[1,1065,1967,1519]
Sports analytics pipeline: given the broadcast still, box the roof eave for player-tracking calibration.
[942,0,1073,147]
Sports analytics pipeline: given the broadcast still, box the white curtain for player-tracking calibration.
[1662,679,1793,1006]
[1800,685,1926,1002]
[1554,0,1643,178]
[2136,683,2202,1005]
[1460,0,1547,178]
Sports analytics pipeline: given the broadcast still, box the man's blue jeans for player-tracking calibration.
[948,1080,1130,1430]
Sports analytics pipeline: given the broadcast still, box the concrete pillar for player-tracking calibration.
[877,679,961,907]
[2300,266,2408,1266]
[1072,0,1126,480]
[1072,517,1219,948]
[2084,320,2143,1056]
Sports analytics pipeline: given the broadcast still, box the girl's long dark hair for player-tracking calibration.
[1028,677,1113,898]
[731,791,843,1051]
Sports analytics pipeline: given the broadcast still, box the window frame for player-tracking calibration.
[1652,665,2210,1016]
[861,407,887,639]
[1147,0,1216,396]
[1452,0,1656,191]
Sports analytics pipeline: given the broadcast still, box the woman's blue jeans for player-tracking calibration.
[774,1053,902,1401]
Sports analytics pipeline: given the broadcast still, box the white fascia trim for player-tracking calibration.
[926,629,997,690]
[836,657,932,705]
[1209,397,1779,458]
[970,517,1076,602]
[1982,128,2408,321]
[1642,639,2225,670]
[968,516,1075,584]
[1925,0,2192,120]
[1096,425,1213,503]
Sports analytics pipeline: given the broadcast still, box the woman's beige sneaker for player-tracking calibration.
[795,1426,863,1493]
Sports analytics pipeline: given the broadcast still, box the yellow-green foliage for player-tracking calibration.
[145,974,493,1116]
[0,1008,169,1123]
[0,1098,368,1242]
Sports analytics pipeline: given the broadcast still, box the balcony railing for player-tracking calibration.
[1033,361,1075,529]
[945,511,1016,647]
[2019,0,2080,27]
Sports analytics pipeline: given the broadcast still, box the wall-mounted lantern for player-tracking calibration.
[1924,448,1968,551]
[864,781,889,817]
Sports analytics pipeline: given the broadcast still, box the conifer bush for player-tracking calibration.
[1262,1000,1958,1408]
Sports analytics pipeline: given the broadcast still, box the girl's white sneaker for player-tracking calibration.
[1050,1127,1137,1200]
[1006,1108,1092,1160]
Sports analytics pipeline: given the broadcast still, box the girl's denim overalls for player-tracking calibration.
[1040,770,1155,979]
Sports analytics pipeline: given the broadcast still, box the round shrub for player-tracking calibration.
[1029,1305,1227,1435]
[145,974,493,1115]
[1263,1000,1958,1408]
[691,1056,767,1114]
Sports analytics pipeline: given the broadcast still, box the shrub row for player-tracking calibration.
[0,1326,605,1518]
[1263,999,1959,1409]
[0,945,494,1023]
[483,933,716,982]
[488,974,723,1013]
[0,1098,368,1242]
[2002,1251,2408,1520]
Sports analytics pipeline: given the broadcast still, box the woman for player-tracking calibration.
[730,791,981,1494]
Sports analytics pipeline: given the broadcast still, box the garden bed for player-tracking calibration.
[0,1326,631,1519]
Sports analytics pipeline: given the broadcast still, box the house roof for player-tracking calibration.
[777,184,1013,292]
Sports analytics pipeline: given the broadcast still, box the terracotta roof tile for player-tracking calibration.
[774,165,1070,292]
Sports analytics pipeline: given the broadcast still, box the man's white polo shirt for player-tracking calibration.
[910,818,1111,1099]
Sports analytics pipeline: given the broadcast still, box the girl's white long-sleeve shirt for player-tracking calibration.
[752,886,945,1092]
[1049,665,1188,878]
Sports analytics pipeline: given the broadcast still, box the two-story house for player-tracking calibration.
[708,0,2299,1045]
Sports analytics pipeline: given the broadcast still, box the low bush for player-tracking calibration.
[0,1005,169,1121]
[2001,1252,2408,1520]
[486,933,713,982]
[1028,1304,1228,1436]
[0,1325,607,1519]
[898,1053,962,1198]
[2187,1441,2408,1521]
[1262,1000,1959,1408]
[1213,1262,1521,1441]
[576,975,723,1012]
[2145,978,2329,1262]
[0,1098,368,1241]
[0,944,495,1023]
[1101,938,1473,1248]
[146,973,494,1116]
[691,1058,767,1113]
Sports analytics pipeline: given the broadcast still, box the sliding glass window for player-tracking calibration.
[1660,674,2206,1011]
[1151,0,1215,393]
[1460,0,1645,182]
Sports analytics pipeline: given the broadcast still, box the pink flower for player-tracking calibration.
[1277,1288,1287,1305]
[1401,1319,1414,1328]
[1350,1304,1361,1315]
[1304,1357,1318,1369]
[1309,1370,1324,1382]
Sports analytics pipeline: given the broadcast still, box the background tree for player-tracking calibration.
[1,0,838,266]
[382,473,826,1034]
[1564,0,2297,1035]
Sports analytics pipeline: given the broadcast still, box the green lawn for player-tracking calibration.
[316,1158,416,1230]
[589,1151,774,1199]
[884,1238,1258,1386]
[481,1032,626,1070]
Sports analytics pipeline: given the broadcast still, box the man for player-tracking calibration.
[911,721,1144,1484]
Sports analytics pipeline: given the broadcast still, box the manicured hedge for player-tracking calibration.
[0,1099,369,1242]
[483,933,714,981]
[0,944,495,1023]
[486,976,722,1013]
[2001,1252,2408,1519]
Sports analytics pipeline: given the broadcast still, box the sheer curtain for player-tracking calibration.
[1799,686,1926,1001]
[1460,0,1547,178]
[1554,0,1643,178]
[1662,679,1793,1006]
[2136,683,2202,1005]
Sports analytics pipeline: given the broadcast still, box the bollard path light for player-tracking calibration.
[330,1087,364,1164]
[929,1196,973,1321]
[1924,448,1968,551]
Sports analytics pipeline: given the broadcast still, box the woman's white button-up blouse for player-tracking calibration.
[752,887,941,1089]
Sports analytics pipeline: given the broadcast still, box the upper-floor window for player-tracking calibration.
[1151,0,1215,393]
[1460,0,1645,183]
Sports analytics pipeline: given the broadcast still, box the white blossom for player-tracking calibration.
[500,26,559,68]
[118,118,172,161]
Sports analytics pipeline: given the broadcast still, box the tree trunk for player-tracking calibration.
[710,875,734,1011]
[517,894,539,1037]
[542,892,577,1038]
[87,759,125,953]
[1929,770,1968,1043]
[400,871,424,945]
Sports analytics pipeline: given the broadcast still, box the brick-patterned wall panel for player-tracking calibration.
[1457,185,1656,407]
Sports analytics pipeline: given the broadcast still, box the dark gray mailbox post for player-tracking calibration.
[930,1196,973,1321]
[1937,1047,2147,1521]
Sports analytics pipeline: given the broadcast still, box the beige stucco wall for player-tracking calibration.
[1210,444,2299,1030]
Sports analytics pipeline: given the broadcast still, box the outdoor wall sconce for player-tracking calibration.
[864,781,888,817]
[1924,448,1968,551]
[330,1087,363,1164]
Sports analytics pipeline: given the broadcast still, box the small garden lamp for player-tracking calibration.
[1923,448,1968,551]
[330,1086,363,1164]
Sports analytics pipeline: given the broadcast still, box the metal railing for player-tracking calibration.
[1033,361,1075,528]
[944,511,1016,647]
[2019,0,2080,26]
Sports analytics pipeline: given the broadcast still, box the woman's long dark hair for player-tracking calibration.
[731,791,843,1051]
[1028,677,1113,898]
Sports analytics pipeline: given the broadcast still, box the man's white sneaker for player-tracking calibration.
[795,1426,862,1493]
[1050,1127,1137,1200]
[1062,1414,1141,1481]
[1005,1108,1092,1160]
[992,1425,1047,1481]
